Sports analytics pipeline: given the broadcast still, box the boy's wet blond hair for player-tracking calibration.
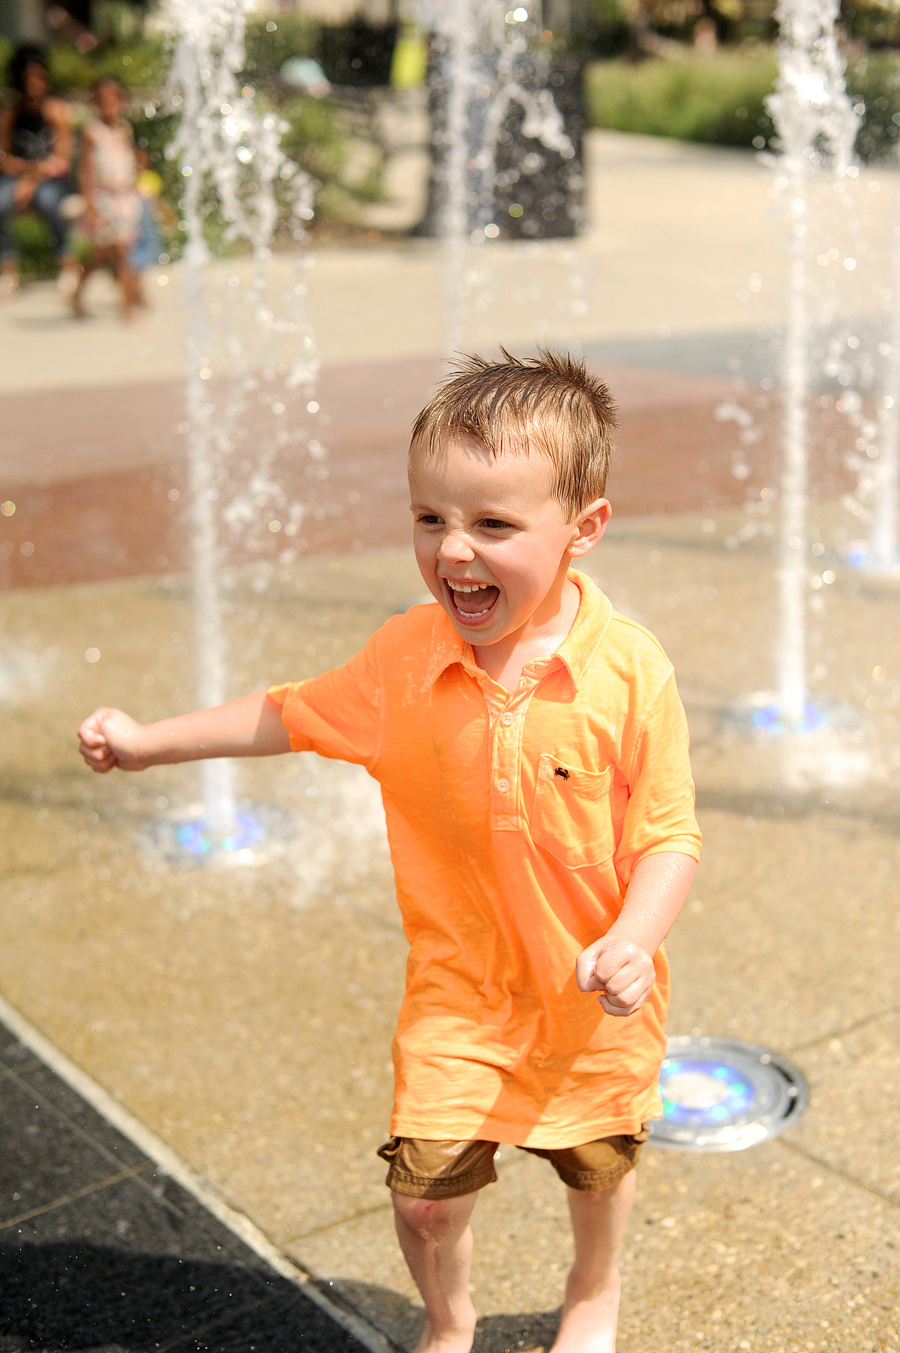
[410,348,617,520]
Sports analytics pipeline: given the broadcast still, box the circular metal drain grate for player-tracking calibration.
[648,1035,808,1153]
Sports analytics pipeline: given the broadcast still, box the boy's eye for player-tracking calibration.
[417,513,444,526]
[481,518,516,530]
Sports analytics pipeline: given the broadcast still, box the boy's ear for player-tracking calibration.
[568,498,612,558]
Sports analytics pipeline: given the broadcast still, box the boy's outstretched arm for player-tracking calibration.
[575,852,696,1018]
[78,691,291,774]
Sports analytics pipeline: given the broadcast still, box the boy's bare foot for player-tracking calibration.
[550,1268,620,1353]
[413,1303,477,1353]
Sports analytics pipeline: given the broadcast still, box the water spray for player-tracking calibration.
[766,0,859,729]
[165,0,314,854]
[869,199,900,571]
[434,0,576,357]
[441,0,480,357]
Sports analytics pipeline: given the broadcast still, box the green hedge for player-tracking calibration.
[848,51,900,163]
[585,50,777,147]
[242,15,319,76]
[586,47,900,161]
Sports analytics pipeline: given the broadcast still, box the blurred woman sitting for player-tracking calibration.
[0,44,79,299]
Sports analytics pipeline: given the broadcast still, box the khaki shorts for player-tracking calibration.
[378,1127,649,1199]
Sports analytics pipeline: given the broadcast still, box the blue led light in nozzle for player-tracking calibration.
[177,811,263,856]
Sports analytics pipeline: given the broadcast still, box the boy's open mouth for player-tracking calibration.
[443,579,501,625]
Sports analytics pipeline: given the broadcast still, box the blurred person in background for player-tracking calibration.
[128,150,176,308]
[0,44,79,300]
[71,76,142,320]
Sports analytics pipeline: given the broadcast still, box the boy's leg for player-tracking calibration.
[392,1189,479,1353]
[379,1133,499,1353]
[552,1170,636,1353]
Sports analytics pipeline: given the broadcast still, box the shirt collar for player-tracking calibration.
[421,609,468,691]
[554,569,613,689]
[421,570,612,693]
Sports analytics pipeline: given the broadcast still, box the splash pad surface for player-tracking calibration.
[3,508,900,1351]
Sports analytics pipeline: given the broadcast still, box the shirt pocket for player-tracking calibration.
[531,754,616,869]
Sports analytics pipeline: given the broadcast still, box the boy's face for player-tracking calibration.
[409,433,608,648]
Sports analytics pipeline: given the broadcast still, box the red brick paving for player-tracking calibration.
[0,356,852,589]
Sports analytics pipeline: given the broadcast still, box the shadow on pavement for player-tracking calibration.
[0,1239,342,1353]
[0,1019,369,1353]
[335,1280,561,1353]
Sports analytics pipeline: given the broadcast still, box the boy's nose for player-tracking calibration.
[437,530,475,564]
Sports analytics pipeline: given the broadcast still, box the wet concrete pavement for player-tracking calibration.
[2,519,900,1352]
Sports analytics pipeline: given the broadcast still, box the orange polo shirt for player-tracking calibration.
[269,569,700,1147]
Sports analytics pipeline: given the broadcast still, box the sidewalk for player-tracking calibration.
[1,130,887,590]
[4,129,892,589]
[2,128,807,393]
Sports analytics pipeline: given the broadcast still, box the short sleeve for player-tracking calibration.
[268,631,383,770]
[614,674,701,883]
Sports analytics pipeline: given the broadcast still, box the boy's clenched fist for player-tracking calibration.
[78,707,149,774]
[575,936,656,1017]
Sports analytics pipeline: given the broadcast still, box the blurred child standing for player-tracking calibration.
[72,77,141,320]
[128,153,177,307]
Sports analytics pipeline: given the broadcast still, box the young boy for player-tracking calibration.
[78,350,700,1353]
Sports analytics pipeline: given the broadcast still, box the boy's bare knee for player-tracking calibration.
[567,1168,637,1221]
[392,1191,471,1241]
[568,1176,629,1202]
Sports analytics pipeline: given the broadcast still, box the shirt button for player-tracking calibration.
[501,712,514,726]
[496,778,510,792]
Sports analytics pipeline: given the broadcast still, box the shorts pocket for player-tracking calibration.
[531,753,615,869]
